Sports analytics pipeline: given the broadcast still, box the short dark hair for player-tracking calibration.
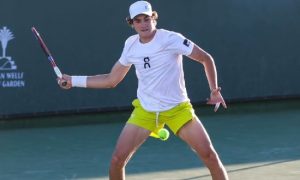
[126,11,158,25]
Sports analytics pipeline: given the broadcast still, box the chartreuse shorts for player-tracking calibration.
[127,99,195,136]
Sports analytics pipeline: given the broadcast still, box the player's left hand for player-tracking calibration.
[207,87,227,112]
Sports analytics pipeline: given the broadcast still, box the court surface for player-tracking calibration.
[0,99,299,180]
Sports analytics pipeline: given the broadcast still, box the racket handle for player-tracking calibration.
[61,81,67,86]
[54,66,63,78]
[54,66,67,86]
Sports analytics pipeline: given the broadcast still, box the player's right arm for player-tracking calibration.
[58,61,131,89]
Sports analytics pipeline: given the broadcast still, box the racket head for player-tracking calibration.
[31,27,53,58]
[31,26,66,86]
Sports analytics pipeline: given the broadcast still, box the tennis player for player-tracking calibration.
[58,1,228,179]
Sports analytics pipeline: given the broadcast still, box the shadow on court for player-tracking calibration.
[0,99,299,180]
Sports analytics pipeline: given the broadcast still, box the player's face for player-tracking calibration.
[132,14,156,43]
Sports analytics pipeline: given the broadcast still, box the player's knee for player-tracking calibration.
[110,154,126,169]
[199,146,219,163]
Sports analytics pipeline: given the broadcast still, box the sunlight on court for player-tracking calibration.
[83,159,300,180]
[227,160,300,180]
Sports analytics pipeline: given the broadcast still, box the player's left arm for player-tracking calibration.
[187,44,227,111]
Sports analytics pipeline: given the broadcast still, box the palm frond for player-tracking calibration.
[0,27,14,42]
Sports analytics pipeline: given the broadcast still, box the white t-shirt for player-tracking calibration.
[119,29,194,112]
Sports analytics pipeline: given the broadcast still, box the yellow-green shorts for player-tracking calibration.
[127,99,196,136]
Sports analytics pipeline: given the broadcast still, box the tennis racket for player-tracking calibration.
[31,27,67,86]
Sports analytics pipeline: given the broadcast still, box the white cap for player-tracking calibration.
[129,1,153,19]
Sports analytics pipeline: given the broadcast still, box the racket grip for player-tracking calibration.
[61,81,67,86]
[54,66,63,78]
[54,66,67,86]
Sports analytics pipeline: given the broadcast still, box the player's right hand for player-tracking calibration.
[57,74,72,89]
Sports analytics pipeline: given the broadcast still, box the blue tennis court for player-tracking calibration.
[1,99,299,180]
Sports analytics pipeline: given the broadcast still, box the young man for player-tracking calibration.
[58,1,229,179]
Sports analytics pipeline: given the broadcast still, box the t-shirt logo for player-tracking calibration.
[144,57,151,69]
[183,39,190,47]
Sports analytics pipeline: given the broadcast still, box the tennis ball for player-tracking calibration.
[158,128,170,141]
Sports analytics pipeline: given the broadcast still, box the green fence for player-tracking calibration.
[0,0,299,118]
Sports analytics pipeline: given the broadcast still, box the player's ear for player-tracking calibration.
[126,16,133,27]
[152,11,158,20]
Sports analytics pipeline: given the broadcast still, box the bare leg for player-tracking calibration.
[109,124,151,180]
[178,117,229,180]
